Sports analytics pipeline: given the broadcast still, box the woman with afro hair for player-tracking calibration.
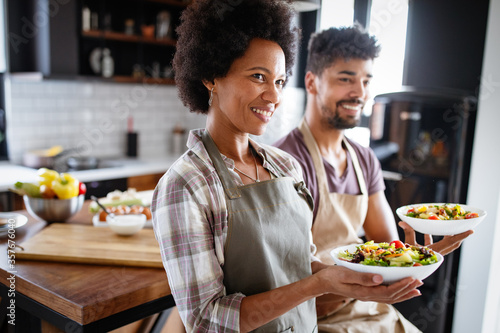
[151,0,422,332]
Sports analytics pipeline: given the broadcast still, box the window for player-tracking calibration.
[318,0,409,146]
[319,0,355,30]
[367,0,409,112]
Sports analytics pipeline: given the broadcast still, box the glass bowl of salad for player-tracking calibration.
[396,203,487,236]
[331,241,444,284]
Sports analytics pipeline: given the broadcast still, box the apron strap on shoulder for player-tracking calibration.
[294,181,315,212]
[201,130,241,199]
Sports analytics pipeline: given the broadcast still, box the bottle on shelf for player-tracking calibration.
[156,11,171,39]
[125,19,135,35]
[101,49,114,78]
[82,6,91,31]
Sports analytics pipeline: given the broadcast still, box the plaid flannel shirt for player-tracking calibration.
[152,129,318,332]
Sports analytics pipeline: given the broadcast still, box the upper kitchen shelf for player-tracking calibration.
[6,0,189,85]
[82,30,177,47]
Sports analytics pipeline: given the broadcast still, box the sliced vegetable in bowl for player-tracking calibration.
[90,189,154,228]
[405,203,478,220]
[396,203,487,236]
[336,240,439,267]
[88,189,152,214]
[331,241,444,284]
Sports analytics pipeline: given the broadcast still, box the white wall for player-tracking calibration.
[453,0,500,331]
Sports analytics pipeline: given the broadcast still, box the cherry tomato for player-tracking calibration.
[413,263,423,267]
[78,182,87,195]
[465,213,479,219]
[390,240,405,249]
[428,215,439,220]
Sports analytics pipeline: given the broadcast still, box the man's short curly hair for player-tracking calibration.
[173,0,300,114]
[306,25,381,76]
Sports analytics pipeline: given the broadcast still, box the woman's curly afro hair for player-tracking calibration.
[173,0,300,114]
[306,25,381,76]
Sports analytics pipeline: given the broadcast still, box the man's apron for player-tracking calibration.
[202,131,317,333]
[298,120,421,333]
[298,119,366,265]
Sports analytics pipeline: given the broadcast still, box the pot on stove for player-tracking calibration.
[66,156,99,170]
[23,146,77,169]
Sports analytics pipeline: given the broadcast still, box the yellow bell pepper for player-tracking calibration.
[51,173,79,199]
[37,168,60,187]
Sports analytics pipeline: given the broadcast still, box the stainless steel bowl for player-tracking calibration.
[23,195,85,223]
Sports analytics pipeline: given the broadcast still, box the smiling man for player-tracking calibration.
[274,25,472,333]
[274,26,421,332]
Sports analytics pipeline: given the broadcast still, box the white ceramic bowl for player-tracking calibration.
[396,203,487,236]
[106,214,146,236]
[331,244,444,284]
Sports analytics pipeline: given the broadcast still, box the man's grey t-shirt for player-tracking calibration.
[274,128,385,221]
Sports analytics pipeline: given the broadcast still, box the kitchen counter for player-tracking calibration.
[0,201,173,332]
[0,156,179,192]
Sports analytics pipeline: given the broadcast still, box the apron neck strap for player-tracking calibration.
[342,137,368,195]
[201,130,241,199]
[298,118,367,195]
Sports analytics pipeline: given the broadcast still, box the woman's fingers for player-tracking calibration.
[387,278,423,303]
[325,267,422,304]
[333,266,384,287]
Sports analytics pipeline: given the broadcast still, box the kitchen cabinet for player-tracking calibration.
[80,0,188,84]
[127,172,163,191]
[7,0,189,84]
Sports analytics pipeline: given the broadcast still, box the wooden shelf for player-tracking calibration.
[145,0,191,7]
[113,75,175,85]
[82,30,177,46]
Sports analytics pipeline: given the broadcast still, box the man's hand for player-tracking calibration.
[399,221,473,256]
[315,293,353,318]
[314,265,422,304]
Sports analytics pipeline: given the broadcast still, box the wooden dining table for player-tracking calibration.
[0,201,174,333]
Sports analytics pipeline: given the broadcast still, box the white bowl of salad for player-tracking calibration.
[396,203,487,236]
[331,241,443,284]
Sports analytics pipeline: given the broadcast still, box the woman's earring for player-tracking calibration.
[208,87,214,107]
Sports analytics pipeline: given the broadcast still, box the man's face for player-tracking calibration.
[312,58,373,130]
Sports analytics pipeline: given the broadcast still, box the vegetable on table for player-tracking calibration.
[12,182,42,198]
[51,173,80,200]
[10,168,83,200]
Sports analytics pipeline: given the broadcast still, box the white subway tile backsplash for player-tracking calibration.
[7,79,305,164]
[6,79,203,163]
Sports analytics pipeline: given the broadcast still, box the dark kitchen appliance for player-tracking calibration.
[0,74,7,160]
[0,0,6,160]
[370,86,477,333]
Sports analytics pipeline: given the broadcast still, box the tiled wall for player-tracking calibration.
[6,78,305,164]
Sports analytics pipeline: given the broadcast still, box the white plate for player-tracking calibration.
[396,203,487,236]
[330,243,443,284]
[0,213,28,237]
[92,214,153,228]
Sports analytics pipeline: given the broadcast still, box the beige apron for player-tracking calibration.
[298,119,366,265]
[202,131,317,333]
[298,120,421,333]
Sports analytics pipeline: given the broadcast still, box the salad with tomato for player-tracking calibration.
[337,240,439,267]
[406,204,479,220]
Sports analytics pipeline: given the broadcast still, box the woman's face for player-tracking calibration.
[212,38,286,136]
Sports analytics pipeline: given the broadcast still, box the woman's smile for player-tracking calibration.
[251,106,275,122]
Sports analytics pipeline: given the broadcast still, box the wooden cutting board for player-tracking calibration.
[16,223,163,268]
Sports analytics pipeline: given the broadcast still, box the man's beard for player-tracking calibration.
[321,102,362,130]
